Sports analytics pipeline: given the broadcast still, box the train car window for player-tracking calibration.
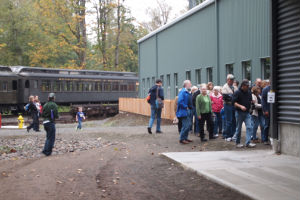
[53,81,59,92]
[41,80,51,92]
[104,82,111,91]
[120,84,127,91]
[12,80,18,90]
[94,82,98,91]
[25,80,30,88]
[89,83,92,91]
[128,83,135,91]
[95,82,102,91]
[66,81,73,92]
[112,82,119,91]
[2,81,8,92]
[76,82,83,91]
[33,80,38,89]
[0,81,2,91]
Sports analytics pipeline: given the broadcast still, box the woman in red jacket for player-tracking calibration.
[210,86,223,137]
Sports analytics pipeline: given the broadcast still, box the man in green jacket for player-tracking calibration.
[196,87,216,141]
[42,93,59,156]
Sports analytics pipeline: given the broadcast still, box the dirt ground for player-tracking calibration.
[0,113,271,200]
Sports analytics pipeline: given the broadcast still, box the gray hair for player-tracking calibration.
[183,80,191,88]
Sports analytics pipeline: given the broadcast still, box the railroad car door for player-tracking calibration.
[24,79,30,100]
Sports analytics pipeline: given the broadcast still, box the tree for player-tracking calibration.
[142,0,172,31]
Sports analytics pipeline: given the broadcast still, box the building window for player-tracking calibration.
[226,64,234,76]
[186,71,191,81]
[242,61,252,81]
[261,58,270,80]
[152,77,155,85]
[174,73,178,96]
[147,77,150,91]
[142,78,145,97]
[195,69,201,85]
[160,75,164,86]
[166,74,171,87]
[166,74,171,99]
[207,67,213,82]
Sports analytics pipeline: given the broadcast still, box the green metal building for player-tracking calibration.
[138,0,271,99]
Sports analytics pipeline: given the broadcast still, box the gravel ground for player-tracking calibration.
[0,112,271,200]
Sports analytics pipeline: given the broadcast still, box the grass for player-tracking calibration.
[58,106,71,113]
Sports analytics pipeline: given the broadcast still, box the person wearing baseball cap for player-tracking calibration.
[232,79,256,148]
[222,74,238,141]
[41,93,59,156]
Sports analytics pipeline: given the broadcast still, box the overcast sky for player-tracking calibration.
[124,0,188,23]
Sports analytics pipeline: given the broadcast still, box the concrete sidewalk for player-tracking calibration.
[163,150,300,200]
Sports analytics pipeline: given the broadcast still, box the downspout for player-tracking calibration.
[138,43,141,98]
[215,0,220,85]
[270,0,279,153]
[155,34,159,78]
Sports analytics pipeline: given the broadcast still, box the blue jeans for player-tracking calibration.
[77,120,82,129]
[223,104,236,138]
[251,114,264,140]
[148,105,162,132]
[179,112,191,141]
[213,112,222,135]
[235,110,252,145]
[43,122,56,156]
[263,115,270,142]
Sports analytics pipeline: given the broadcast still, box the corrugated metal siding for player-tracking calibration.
[276,0,300,123]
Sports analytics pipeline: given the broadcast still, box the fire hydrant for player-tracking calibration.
[18,115,24,129]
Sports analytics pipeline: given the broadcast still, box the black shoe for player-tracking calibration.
[156,130,163,134]
[209,136,218,139]
[201,138,208,142]
[26,127,30,133]
[147,127,152,134]
[42,151,51,156]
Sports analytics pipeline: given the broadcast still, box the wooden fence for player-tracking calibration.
[119,98,176,120]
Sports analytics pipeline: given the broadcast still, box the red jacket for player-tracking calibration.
[210,93,223,113]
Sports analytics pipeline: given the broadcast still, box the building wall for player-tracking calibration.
[139,0,271,99]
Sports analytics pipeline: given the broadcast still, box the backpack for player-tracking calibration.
[155,87,164,109]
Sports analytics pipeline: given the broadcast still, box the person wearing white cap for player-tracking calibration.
[222,74,238,141]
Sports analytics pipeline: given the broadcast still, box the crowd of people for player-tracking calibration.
[147,75,271,148]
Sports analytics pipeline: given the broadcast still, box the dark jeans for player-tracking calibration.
[223,104,236,138]
[27,113,39,131]
[263,115,270,142]
[178,117,182,134]
[193,107,200,133]
[199,113,214,139]
[43,122,56,156]
[213,112,222,134]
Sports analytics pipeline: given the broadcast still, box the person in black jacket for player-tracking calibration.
[192,87,201,135]
[26,95,39,132]
[147,79,164,134]
[232,79,256,148]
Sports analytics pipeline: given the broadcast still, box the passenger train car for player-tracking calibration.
[0,66,138,113]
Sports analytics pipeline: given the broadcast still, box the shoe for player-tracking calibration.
[201,138,208,142]
[214,134,219,137]
[264,142,270,145]
[147,127,152,134]
[186,139,193,143]
[26,127,30,133]
[232,137,237,142]
[225,137,232,142]
[156,130,163,134]
[246,143,256,148]
[253,139,260,143]
[236,144,244,148]
[179,140,189,144]
[209,136,218,139]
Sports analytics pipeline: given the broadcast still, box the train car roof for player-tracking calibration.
[11,66,137,77]
[0,65,18,77]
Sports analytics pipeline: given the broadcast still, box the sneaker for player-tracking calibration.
[214,134,219,137]
[236,144,244,148]
[225,137,232,142]
[147,127,152,134]
[156,130,163,134]
[201,138,208,142]
[246,143,256,148]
